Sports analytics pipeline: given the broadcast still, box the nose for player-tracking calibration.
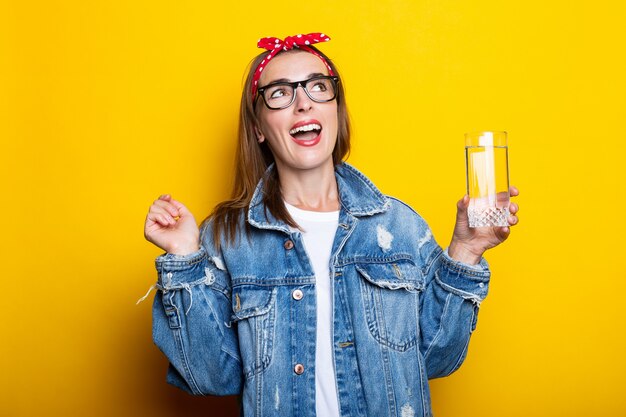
[293,83,313,113]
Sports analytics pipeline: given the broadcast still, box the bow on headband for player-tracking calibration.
[251,33,335,99]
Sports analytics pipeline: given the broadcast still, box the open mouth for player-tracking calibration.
[289,122,322,144]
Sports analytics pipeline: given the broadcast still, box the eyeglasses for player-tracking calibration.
[256,75,339,110]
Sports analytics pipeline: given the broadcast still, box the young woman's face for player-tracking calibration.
[255,51,338,174]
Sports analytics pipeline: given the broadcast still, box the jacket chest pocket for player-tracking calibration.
[356,261,424,352]
[231,285,277,380]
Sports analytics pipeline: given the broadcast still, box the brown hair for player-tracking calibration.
[207,47,351,249]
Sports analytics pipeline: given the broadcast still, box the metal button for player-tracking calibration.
[292,289,304,300]
[294,363,305,375]
[284,240,294,250]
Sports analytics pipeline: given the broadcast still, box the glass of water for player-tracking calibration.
[465,131,510,227]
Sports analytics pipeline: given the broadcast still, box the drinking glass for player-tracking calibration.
[465,131,510,227]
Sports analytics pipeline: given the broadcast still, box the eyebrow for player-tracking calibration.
[264,72,327,85]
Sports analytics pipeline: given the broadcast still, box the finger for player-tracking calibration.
[145,212,164,228]
[144,213,156,228]
[457,195,469,210]
[497,191,509,204]
[158,194,172,201]
[455,195,470,225]
[152,199,180,218]
[158,214,173,227]
[495,226,511,241]
[508,215,518,226]
[149,205,177,225]
[147,210,175,227]
[150,204,177,221]
[509,186,519,196]
[169,198,193,218]
[509,202,519,214]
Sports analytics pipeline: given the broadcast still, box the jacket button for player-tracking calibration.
[294,364,305,375]
[292,289,304,300]
[284,240,294,250]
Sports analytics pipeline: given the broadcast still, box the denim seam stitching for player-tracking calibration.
[336,254,415,267]
[440,254,490,278]
[416,340,430,417]
[423,292,452,363]
[155,250,208,268]
[423,247,444,277]
[158,276,211,291]
[441,312,473,378]
[172,328,203,395]
[358,270,418,352]
[434,273,485,305]
[231,276,316,286]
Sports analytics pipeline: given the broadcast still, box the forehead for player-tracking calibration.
[259,51,330,85]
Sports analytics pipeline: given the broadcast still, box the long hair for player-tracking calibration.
[208,47,351,249]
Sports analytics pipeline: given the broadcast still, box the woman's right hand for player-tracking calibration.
[144,194,200,256]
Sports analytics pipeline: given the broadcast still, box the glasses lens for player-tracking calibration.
[263,84,294,109]
[260,77,338,109]
[305,77,336,102]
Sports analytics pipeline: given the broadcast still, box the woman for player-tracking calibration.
[144,33,519,417]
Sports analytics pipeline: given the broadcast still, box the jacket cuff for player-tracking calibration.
[436,248,490,302]
[155,248,209,290]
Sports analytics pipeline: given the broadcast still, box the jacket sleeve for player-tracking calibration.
[418,235,490,379]
[152,244,243,395]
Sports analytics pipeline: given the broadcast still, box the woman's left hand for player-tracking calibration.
[448,186,520,265]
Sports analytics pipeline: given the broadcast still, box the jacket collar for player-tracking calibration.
[247,162,390,233]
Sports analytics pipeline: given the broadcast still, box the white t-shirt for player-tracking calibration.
[285,202,341,417]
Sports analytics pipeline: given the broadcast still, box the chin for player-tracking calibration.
[285,154,335,172]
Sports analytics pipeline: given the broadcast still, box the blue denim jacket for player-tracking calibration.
[152,163,490,417]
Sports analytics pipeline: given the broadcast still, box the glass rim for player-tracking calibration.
[464,130,508,146]
[464,130,508,137]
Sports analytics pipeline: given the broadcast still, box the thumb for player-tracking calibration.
[457,195,469,210]
[456,195,469,219]
[453,195,471,236]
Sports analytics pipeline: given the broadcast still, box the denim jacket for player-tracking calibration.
[152,163,491,417]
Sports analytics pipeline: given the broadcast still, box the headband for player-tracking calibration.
[251,33,335,100]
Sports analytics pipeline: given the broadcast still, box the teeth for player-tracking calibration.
[289,123,321,135]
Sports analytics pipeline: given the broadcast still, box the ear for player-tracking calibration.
[254,125,265,143]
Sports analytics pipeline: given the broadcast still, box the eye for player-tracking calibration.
[266,85,292,100]
[270,88,286,98]
[309,80,328,92]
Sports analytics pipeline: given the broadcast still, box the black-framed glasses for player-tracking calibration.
[256,76,339,110]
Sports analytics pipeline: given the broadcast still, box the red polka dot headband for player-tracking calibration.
[251,33,335,100]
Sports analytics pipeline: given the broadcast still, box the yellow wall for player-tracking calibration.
[2,1,625,416]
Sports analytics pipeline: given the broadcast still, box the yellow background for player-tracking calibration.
[2,1,625,416]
